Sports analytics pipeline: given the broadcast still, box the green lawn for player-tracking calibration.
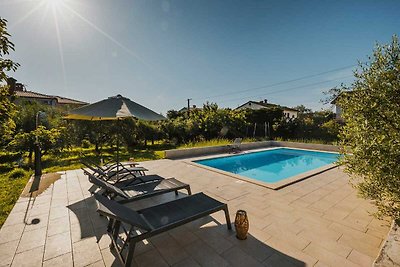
[0,137,336,226]
[0,139,239,226]
[0,143,169,226]
[0,153,31,227]
[178,137,257,148]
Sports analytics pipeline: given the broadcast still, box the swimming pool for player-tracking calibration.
[193,148,339,187]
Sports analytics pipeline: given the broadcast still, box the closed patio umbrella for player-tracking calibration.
[65,94,165,168]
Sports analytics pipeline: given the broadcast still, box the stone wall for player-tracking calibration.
[374,221,400,267]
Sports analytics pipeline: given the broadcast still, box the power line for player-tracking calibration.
[196,63,357,102]
[217,75,354,105]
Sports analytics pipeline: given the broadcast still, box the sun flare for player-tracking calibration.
[43,0,65,8]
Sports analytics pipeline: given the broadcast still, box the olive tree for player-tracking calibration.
[0,18,19,142]
[9,126,65,158]
[337,35,400,219]
[10,102,69,161]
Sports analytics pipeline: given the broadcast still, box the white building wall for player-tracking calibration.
[283,110,298,119]
[335,105,342,120]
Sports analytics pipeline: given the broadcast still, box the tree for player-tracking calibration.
[0,86,16,142]
[67,120,115,154]
[243,107,283,138]
[136,120,162,146]
[166,109,183,120]
[337,35,400,219]
[244,107,283,126]
[161,103,248,144]
[293,105,312,120]
[9,126,65,158]
[0,18,19,142]
[8,101,70,165]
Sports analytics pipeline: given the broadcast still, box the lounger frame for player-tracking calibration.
[87,173,191,203]
[81,161,149,185]
[94,193,231,267]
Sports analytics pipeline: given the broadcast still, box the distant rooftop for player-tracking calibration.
[179,105,202,112]
[236,100,299,112]
[7,77,88,106]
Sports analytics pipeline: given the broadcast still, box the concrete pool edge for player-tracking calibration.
[184,147,339,190]
[165,140,339,159]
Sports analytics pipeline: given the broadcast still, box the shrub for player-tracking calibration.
[81,139,91,148]
[8,168,28,180]
[337,36,400,220]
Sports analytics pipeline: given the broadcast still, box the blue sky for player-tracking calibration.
[2,0,400,113]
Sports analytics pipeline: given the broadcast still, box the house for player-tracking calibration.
[178,105,202,113]
[7,77,87,107]
[235,100,299,120]
[331,97,342,121]
[330,91,352,121]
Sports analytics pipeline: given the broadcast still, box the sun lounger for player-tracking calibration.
[82,156,140,171]
[94,193,231,266]
[87,173,191,203]
[82,159,148,176]
[82,167,163,189]
[93,161,146,176]
[79,155,140,174]
[228,138,242,153]
[102,159,140,169]
[81,161,150,184]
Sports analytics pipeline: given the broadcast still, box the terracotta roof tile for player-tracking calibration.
[15,90,87,105]
[15,90,55,99]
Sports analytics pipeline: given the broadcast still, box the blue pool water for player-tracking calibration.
[194,148,339,183]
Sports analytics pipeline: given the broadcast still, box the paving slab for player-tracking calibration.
[16,226,46,253]
[72,237,103,267]
[0,240,19,266]
[11,245,44,267]
[0,158,392,267]
[44,231,72,261]
[43,252,73,267]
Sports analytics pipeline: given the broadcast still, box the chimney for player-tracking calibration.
[15,83,24,91]
[6,77,16,93]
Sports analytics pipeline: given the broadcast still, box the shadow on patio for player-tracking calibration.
[68,194,306,266]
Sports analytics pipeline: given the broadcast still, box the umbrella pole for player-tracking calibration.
[117,119,120,175]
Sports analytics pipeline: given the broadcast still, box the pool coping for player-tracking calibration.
[184,147,339,190]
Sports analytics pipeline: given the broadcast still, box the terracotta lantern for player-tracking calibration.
[234,210,249,240]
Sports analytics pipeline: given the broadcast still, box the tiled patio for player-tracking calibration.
[0,158,391,267]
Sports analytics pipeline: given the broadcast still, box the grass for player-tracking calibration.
[0,144,167,227]
[41,146,167,173]
[274,137,338,145]
[0,153,32,226]
[0,137,338,226]
[178,138,257,148]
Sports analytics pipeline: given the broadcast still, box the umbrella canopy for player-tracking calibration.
[64,94,165,121]
[64,94,165,171]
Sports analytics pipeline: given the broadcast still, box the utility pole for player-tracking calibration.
[187,98,192,112]
[187,98,192,116]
